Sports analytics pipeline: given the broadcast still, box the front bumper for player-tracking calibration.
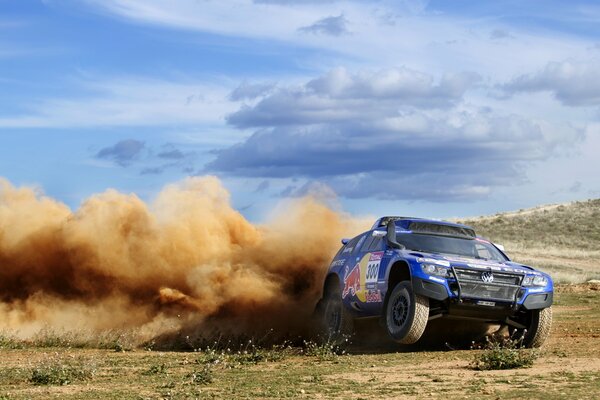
[522,292,553,310]
[413,276,553,311]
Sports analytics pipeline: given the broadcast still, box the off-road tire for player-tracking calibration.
[519,307,553,348]
[385,281,429,344]
[316,290,354,344]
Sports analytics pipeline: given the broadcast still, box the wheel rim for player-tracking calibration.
[391,293,410,329]
[325,301,341,334]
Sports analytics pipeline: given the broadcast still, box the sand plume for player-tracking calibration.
[0,177,367,340]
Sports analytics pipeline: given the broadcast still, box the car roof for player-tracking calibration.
[371,216,475,232]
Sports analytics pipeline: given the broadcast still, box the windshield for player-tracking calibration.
[396,233,507,262]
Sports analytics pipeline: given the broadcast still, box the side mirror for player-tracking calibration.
[372,230,386,238]
[386,221,404,249]
[341,238,349,245]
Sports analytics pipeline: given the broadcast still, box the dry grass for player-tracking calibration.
[458,199,600,284]
[0,287,599,399]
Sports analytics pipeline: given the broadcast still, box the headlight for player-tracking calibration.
[532,276,548,286]
[522,275,548,286]
[421,264,450,278]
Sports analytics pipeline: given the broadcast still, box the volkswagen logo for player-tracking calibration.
[481,271,494,283]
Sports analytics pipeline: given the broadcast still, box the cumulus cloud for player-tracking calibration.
[229,81,276,101]
[298,14,349,36]
[208,113,581,201]
[157,148,186,160]
[227,67,479,128]
[207,66,583,202]
[96,139,145,166]
[501,60,600,106]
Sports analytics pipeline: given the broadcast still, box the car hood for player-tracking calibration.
[403,251,543,275]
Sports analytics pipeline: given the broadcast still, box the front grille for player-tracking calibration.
[453,268,522,302]
[454,269,522,286]
[458,282,520,302]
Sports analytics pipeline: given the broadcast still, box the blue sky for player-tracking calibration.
[1,0,599,220]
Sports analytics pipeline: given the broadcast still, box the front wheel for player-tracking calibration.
[385,282,429,344]
[511,307,553,348]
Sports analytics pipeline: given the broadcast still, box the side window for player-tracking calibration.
[341,236,360,255]
[368,237,383,252]
[360,234,376,252]
[353,234,367,254]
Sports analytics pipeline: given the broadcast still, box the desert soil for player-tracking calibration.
[1,283,599,399]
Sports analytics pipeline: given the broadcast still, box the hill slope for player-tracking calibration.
[457,199,600,283]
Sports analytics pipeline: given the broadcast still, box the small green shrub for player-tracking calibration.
[471,336,538,371]
[29,355,95,385]
[301,339,347,361]
[196,340,291,368]
[188,365,213,385]
[143,363,168,375]
[0,333,24,350]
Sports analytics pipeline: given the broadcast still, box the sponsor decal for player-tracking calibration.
[448,255,503,268]
[365,290,382,303]
[330,260,345,268]
[369,252,383,262]
[343,251,385,302]
[365,252,383,285]
[342,264,361,299]
[467,263,489,270]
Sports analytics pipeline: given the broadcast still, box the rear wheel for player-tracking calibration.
[510,307,553,348]
[316,288,353,343]
[385,282,429,344]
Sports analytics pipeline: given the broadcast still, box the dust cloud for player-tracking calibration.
[0,177,368,342]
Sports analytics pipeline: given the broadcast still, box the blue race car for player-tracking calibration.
[316,217,553,348]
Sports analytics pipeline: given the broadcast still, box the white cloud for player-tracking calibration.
[205,66,584,201]
[0,76,236,128]
[79,0,594,82]
[298,14,349,36]
[227,67,479,128]
[502,60,600,106]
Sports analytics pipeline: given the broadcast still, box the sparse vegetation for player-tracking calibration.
[301,339,348,361]
[0,286,597,399]
[187,365,213,385]
[29,355,95,385]
[0,329,139,351]
[143,363,168,375]
[459,199,600,283]
[471,335,538,371]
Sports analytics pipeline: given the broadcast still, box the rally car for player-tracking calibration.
[315,217,553,347]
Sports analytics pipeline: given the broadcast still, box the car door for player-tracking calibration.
[341,231,387,316]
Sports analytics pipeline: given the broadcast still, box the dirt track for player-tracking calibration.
[0,284,599,399]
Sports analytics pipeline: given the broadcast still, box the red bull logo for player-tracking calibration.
[369,251,383,262]
[342,263,361,299]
